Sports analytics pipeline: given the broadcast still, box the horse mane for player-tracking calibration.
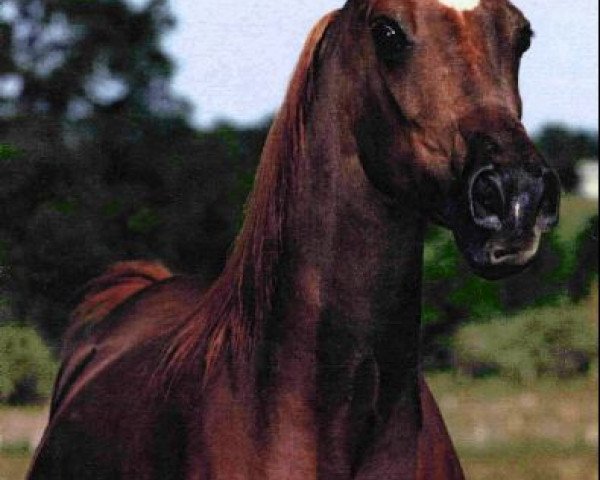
[163,11,340,380]
[64,261,173,352]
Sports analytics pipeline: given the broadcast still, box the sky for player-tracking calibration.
[162,0,599,133]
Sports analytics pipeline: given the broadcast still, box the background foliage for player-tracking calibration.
[0,324,56,404]
[454,299,597,382]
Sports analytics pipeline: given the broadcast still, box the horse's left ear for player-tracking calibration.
[269,9,339,157]
[304,10,340,67]
[286,10,339,107]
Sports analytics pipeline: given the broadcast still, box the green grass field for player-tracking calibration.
[428,373,598,480]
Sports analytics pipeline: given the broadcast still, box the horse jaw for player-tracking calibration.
[437,0,480,12]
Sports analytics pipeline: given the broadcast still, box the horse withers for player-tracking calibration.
[28,0,559,479]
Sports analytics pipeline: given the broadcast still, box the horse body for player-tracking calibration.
[27,259,459,479]
[29,1,559,478]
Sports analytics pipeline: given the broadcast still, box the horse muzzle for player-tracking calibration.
[455,159,561,280]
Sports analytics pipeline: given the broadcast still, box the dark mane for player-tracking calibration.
[163,11,339,380]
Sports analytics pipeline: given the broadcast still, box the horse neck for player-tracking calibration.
[205,60,428,475]
[278,82,424,373]
[253,98,427,475]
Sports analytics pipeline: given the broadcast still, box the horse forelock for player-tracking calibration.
[161,10,340,385]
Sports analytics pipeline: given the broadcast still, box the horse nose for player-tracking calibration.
[468,164,561,234]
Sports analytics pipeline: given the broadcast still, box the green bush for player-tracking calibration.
[454,300,597,382]
[0,325,57,404]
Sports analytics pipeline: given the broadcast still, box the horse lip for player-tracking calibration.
[485,228,541,266]
[455,225,542,280]
[460,229,541,281]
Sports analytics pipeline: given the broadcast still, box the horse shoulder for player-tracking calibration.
[28,271,208,479]
[51,262,203,419]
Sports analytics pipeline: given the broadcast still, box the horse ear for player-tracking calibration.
[301,10,339,68]
[263,9,340,165]
[286,10,340,109]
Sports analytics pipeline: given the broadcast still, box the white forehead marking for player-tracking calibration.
[438,0,481,11]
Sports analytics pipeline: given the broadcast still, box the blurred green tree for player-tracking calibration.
[0,0,268,343]
[0,0,184,119]
[568,215,598,301]
[534,124,598,192]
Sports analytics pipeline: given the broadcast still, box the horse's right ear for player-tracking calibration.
[266,9,340,160]
[286,10,340,107]
[303,10,340,65]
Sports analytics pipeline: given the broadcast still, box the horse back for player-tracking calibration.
[27,262,207,479]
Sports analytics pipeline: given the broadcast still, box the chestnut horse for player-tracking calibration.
[28,0,560,478]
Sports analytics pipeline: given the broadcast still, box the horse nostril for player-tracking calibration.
[469,166,505,231]
[538,168,561,231]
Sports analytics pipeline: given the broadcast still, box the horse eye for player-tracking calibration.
[371,17,412,64]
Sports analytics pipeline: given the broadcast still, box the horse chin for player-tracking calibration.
[468,259,532,281]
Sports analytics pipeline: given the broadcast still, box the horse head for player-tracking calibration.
[323,0,560,279]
